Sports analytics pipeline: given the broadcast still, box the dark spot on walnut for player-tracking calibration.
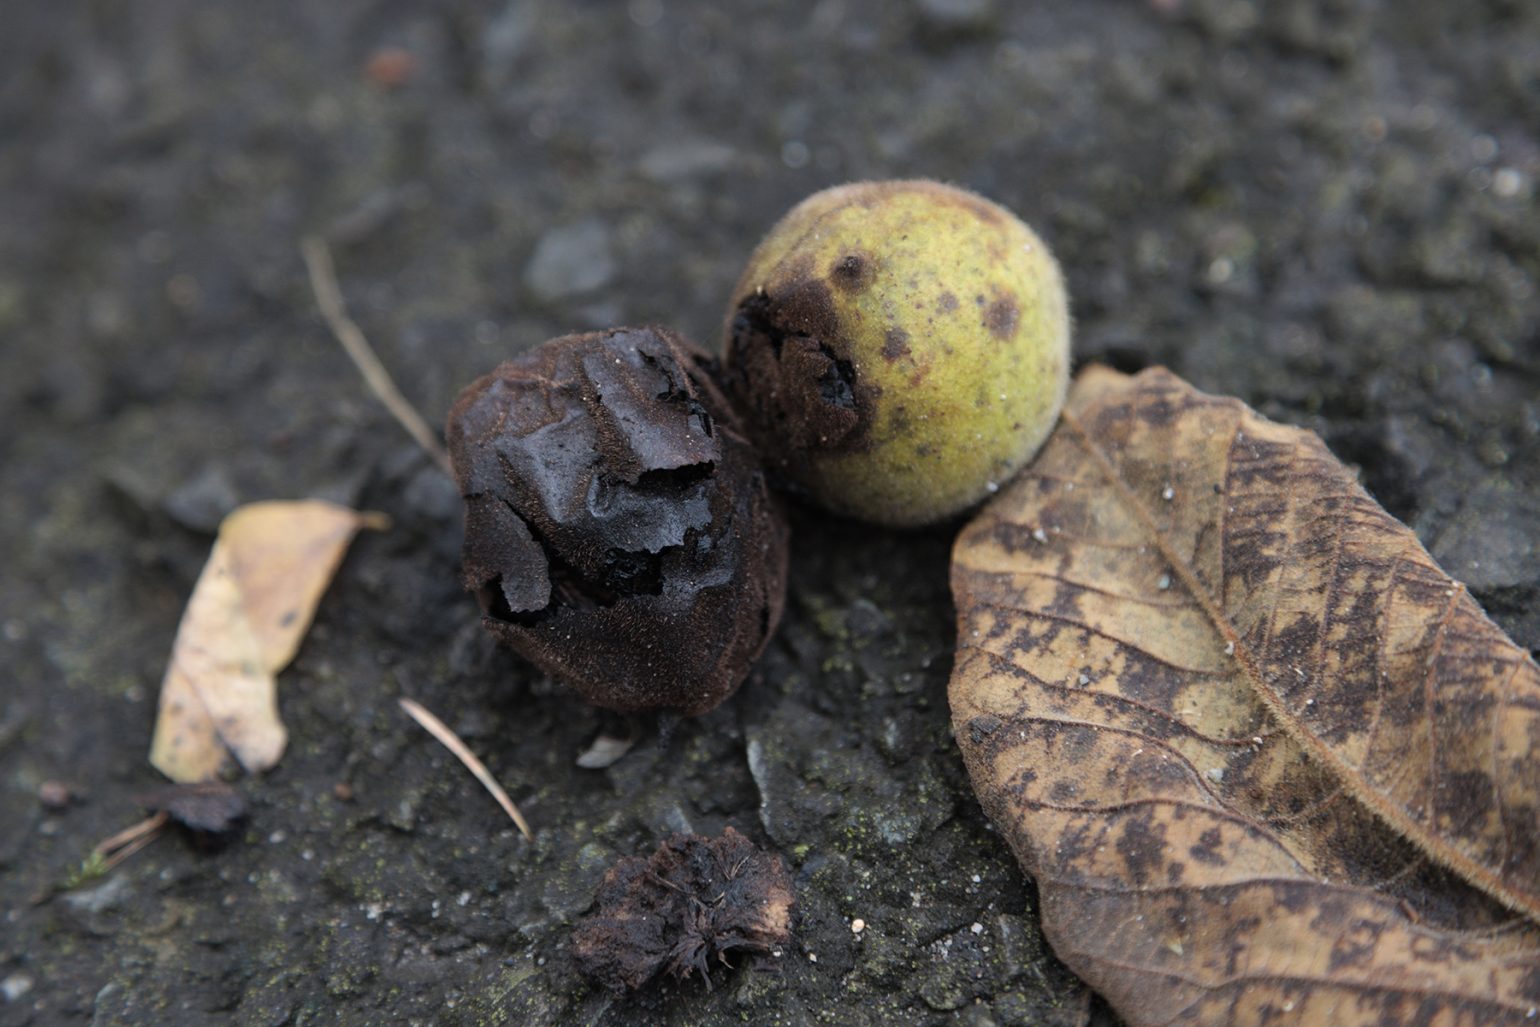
[938,291,959,313]
[882,326,912,362]
[724,281,878,462]
[829,251,875,291]
[983,293,1020,340]
[572,827,795,993]
[817,352,858,408]
[446,326,788,715]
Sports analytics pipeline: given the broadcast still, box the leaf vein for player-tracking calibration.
[1422,585,1464,830]
[966,565,1198,610]
[966,645,1264,747]
[965,601,1223,677]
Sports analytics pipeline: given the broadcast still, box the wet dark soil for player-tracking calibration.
[2,1,1536,1024]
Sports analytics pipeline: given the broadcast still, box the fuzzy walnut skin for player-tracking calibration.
[723,179,1071,528]
[446,326,788,715]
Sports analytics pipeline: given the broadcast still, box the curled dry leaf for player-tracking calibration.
[950,367,1540,1025]
[134,782,248,835]
[150,500,386,783]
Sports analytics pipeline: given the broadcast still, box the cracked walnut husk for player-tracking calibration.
[445,326,788,715]
[572,827,795,992]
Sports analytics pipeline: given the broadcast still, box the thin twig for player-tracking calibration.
[93,811,170,869]
[301,236,453,476]
[100,829,163,870]
[398,697,533,840]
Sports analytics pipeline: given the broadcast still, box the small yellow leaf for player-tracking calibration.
[150,500,385,783]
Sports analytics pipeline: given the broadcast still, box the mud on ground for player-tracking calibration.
[1,1,1537,1024]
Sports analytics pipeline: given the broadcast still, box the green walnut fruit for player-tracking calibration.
[722,179,1071,527]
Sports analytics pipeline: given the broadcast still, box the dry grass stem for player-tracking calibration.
[93,811,170,869]
[398,697,533,840]
[301,236,453,476]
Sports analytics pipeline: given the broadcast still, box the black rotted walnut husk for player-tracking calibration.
[446,326,789,715]
[571,827,795,992]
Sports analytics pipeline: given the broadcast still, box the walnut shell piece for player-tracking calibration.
[445,326,788,715]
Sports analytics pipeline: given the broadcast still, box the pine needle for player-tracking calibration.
[398,697,533,840]
[301,236,453,477]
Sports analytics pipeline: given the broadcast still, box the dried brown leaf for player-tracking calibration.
[150,500,385,783]
[950,366,1540,1025]
[134,782,248,835]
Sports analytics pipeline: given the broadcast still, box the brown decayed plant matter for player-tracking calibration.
[445,325,788,715]
[950,366,1540,1025]
[571,827,794,992]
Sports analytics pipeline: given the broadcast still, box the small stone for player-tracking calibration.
[162,464,240,534]
[364,48,417,89]
[523,220,616,302]
[1432,486,1540,591]
[1,974,33,1002]
[400,464,461,528]
[851,918,865,934]
[38,780,73,810]
[64,875,131,915]
[913,0,998,35]
[576,731,637,770]
[779,141,810,169]
[483,1,535,88]
[639,139,737,182]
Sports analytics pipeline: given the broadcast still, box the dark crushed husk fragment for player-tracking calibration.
[571,827,794,992]
[445,326,788,714]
